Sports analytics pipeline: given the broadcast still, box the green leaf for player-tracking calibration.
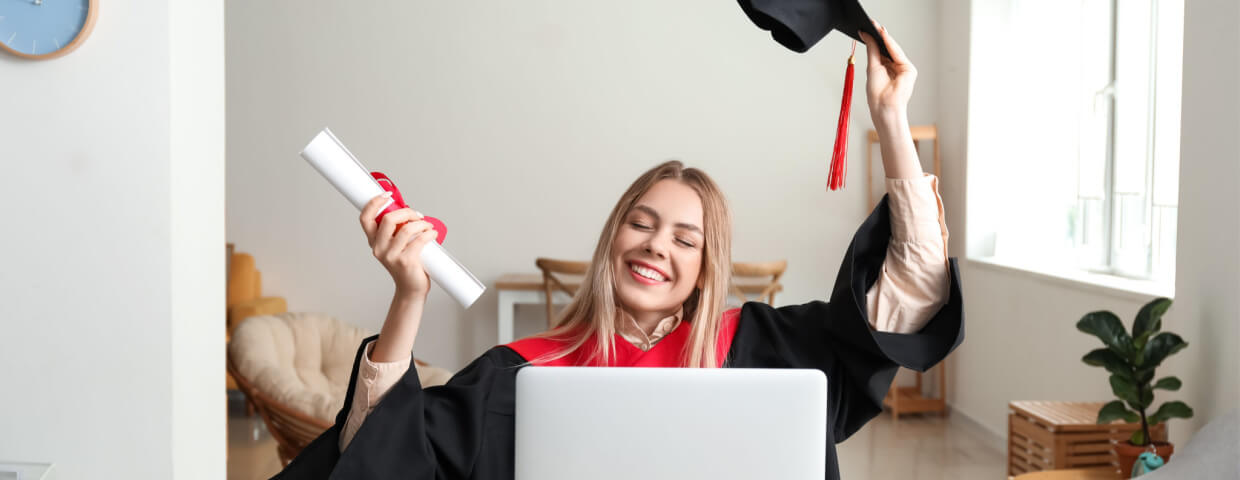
[1130,429,1147,446]
[1077,311,1134,358]
[1139,387,1154,410]
[1141,332,1188,368]
[1134,368,1156,385]
[1152,377,1182,391]
[1097,400,1140,424]
[1133,297,1173,348]
[1148,401,1194,425]
[1110,374,1141,407]
[1082,348,1133,378]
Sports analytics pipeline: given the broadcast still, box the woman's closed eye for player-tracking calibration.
[629,221,697,248]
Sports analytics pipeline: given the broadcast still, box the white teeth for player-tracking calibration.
[629,263,667,282]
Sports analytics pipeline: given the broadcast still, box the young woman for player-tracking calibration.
[276,25,962,480]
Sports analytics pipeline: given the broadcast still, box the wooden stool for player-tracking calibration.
[1009,467,1116,480]
[883,364,947,419]
[1008,401,1167,477]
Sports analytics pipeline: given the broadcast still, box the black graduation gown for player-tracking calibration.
[272,196,965,480]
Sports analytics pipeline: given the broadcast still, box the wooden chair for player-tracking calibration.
[226,247,287,415]
[729,260,786,304]
[226,353,331,466]
[532,258,785,326]
[534,258,588,328]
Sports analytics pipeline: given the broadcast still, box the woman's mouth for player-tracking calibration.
[627,261,669,285]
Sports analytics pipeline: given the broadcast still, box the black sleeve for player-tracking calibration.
[726,195,964,442]
[272,337,524,480]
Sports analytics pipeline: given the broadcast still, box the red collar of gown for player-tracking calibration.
[505,307,741,367]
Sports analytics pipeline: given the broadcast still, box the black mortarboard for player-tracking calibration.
[738,0,892,59]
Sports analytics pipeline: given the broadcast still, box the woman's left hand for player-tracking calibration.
[859,21,916,125]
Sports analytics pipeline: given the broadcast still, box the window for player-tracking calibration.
[968,0,1183,290]
[1076,0,1183,281]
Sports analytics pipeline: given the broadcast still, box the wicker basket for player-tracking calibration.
[1008,401,1167,476]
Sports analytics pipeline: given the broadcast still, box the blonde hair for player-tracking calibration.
[532,160,733,368]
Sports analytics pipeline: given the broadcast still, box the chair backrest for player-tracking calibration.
[226,352,332,466]
[534,258,589,328]
[730,260,787,305]
[227,253,262,307]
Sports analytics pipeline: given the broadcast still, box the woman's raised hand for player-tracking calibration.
[360,193,439,299]
[859,21,917,124]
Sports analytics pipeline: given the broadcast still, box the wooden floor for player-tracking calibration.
[836,412,1008,479]
[227,393,283,480]
[227,392,1006,480]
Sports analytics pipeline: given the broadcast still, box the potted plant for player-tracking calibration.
[1077,297,1194,477]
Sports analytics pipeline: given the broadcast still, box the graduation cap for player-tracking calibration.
[738,0,891,191]
[738,0,891,58]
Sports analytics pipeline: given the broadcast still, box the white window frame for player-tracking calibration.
[1077,0,1181,282]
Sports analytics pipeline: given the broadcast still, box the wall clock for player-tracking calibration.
[0,0,97,60]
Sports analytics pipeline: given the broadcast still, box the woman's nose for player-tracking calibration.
[642,236,669,259]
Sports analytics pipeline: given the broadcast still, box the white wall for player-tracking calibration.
[0,0,225,478]
[950,0,1240,447]
[169,0,227,477]
[1171,0,1240,443]
[935,0,970,288]
[225,0,944,371]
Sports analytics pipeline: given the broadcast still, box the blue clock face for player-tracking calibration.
[0,0,92,57]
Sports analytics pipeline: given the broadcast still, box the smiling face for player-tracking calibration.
[612,179,706,318]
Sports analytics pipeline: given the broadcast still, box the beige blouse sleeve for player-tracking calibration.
[338,340,411,452]
[865,173,951,334]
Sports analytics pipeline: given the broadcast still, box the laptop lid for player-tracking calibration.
[514,367,827,480]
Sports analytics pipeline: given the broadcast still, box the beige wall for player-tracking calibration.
[225,0,945,370]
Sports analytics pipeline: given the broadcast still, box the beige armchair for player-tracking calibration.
[228,311,453,465]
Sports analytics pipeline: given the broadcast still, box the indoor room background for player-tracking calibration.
[1,0,1235,478]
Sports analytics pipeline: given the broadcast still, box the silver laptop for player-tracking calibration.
[514,367,827,480]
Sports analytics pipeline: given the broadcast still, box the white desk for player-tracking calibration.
[494,273,580,344]
[0,462,54,480]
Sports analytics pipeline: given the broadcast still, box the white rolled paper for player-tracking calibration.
[300,128,486,308]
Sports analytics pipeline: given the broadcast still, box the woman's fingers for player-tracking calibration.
[399,230,440,265]
[373,208,419,252]
[385,219,432,262]
[360,193,392,241]
[859,31,886,72]
[873,21,911,67]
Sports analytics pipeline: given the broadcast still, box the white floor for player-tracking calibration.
[227,393,1007,480]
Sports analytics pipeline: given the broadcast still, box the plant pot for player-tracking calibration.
[1111,440,1174,477]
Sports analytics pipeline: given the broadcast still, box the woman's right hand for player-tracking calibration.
[360,193,439,299]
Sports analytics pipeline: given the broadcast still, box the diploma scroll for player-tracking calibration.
[301,128,486,308]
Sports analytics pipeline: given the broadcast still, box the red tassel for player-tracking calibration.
[828,42,856,191]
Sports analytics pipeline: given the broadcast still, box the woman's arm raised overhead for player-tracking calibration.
[862,21,921,181]
[855,21,950,333]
